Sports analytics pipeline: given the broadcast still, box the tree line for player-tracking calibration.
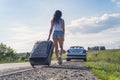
[0,43,30,63]
[88,46,106,51]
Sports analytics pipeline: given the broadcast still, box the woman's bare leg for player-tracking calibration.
[53,37,59,60]
[58,37,64,56]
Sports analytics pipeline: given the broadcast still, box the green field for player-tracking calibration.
[85,50,120,80]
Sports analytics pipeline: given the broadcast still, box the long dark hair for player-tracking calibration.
[53,10,62,24]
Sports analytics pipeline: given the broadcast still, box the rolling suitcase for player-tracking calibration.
[29,40,54,67]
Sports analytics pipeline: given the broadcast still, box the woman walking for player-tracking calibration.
[48,10,65,65]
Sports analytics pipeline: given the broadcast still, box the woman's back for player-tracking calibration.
[53,19,63,31]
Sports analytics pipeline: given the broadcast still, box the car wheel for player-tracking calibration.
[66,58,71,61]
[84,58,87,61]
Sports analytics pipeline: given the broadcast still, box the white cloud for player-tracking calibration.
[65,31,120,50]
[8,26,48,52]
[11,27,32,33]
[67,13,120,34]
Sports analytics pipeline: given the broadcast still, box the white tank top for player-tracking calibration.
[53,19,63,31]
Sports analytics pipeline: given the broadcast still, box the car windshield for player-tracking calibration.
[70,46,84,49]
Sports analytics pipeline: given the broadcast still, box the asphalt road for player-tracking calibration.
[0,62,31,71]
[0,61,59,75]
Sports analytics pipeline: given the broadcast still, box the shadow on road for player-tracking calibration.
[43,61,90,71]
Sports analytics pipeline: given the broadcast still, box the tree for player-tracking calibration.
[88,47,90,50]
[88,46,106,51]
[17,52,30,62]
[0,43,17,63]
[100,46,106,50]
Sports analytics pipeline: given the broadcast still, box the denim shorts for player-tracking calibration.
[53,31,64,38]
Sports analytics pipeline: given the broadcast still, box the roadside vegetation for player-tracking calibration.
[0,43,30,63]
[85,50,120,80]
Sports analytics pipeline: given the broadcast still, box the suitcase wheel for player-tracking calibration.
[48,65,50,67]
[31,64,35,68]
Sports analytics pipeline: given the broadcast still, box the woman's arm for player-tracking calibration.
[62,19,65,40]
[62,20,65,39]
[48,20,54,40]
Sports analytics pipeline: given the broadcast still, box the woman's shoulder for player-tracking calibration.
[61,18,64,24]
[60,18,64,22]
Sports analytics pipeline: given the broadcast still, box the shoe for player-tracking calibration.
[58,56,62,65]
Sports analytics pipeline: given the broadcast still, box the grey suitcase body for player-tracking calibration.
[29,41,54,67]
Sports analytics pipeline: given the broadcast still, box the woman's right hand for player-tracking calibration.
[47,37,50,41]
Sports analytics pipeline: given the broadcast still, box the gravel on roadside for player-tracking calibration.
[0,61,98,80]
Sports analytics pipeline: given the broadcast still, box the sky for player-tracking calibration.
[0,0,120,53]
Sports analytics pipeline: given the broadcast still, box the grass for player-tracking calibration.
[85,50,120,80]
[52,53,66,61]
